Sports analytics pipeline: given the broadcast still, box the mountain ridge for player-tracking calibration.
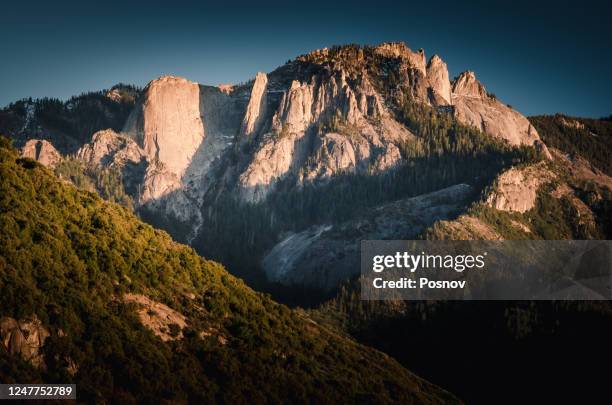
[1,42,607,293]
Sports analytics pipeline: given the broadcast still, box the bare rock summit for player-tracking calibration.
[450,71,544,148]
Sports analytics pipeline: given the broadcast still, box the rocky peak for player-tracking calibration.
[43,42,553,242]
[375,42,426,73]
[119,74,245,240]
[449,70,547,149]
[452,71,487,98]
[426,55,452,105]
[241,72,268,138]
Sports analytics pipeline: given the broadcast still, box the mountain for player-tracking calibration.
[0,136,459,403]
[1,40,611,404]
[1,42,608,293]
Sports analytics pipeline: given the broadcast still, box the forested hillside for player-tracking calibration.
[314,287,612,405]
[0,85,139,154]
[310,113,612,404]
[529,114,612,175]
[0,135,458,404]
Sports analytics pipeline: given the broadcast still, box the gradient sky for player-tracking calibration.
[2,0,611,117]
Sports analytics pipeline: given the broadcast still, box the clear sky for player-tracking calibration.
[2,0,611,117]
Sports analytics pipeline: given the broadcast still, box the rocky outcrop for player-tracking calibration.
[552,149,612,190]
[1,315,50,369]
[368,44,547,151]
[486,164,555,213]
[122,293,229,345]
[426,55,452,105]
[77,129,144,167]
[263,184,473,290]
[451,71,487,98]
[450,71,544,147]
[123,76,205,184]
[367,45,547,150]
[240,72,268,138]
[123,294,188,342]
[433,215,503,240]
[122,76,243,238]
[559,117,585,130]
[238,69,412,202]
[375,42,426,74]
[20,139,61,167]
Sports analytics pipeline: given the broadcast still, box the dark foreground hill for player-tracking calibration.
[0,136,458,404]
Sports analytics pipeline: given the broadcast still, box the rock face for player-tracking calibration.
[24,42,552,246]
[124,76,204,178]
[77,129,144,167]
[240,72,268,138]
[0,315,50,369]
[121,76,243,238]
[263,184,473,290]
[426,55,452,105]
[237,68,412,202]
[20,139,61,167]
[449,71,543,147]
[486,163,555,213]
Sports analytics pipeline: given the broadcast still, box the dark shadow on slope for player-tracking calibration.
[191,150,524,304]
[346,300,612,405]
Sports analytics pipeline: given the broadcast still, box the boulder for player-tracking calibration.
[486,164,555,213]
[0,315,50,370]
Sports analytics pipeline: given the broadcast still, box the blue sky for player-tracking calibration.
[1,0,611,117]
